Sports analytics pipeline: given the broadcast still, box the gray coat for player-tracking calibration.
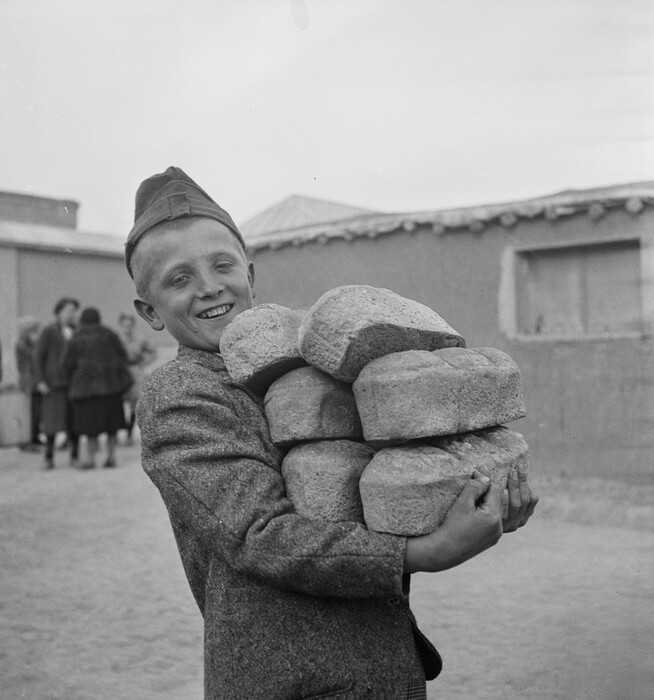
[137,346,441,699]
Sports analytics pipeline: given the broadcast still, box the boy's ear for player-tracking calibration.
[133,298,165,332]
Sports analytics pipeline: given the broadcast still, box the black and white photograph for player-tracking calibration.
[0,1,652,698]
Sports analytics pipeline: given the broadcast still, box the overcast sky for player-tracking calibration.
[1,0,652,237]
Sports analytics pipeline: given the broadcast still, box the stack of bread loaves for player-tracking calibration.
[219,285,529,536]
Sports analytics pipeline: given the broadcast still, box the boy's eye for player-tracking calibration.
[170,274,190,287]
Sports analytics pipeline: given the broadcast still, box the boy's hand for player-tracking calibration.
[404,471,503,573]
[497,464,539,532]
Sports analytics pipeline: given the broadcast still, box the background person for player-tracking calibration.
[116,312,156,445]
[15,316,42,451]
[63,307,132,469]
[35,297,80,469]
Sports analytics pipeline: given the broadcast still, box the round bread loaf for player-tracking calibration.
[359,426,529,535]
[298,285,465,382]
[264,366,363,447]
[220,304,307,394]
[353,346,526,443]
[282,440,374,522]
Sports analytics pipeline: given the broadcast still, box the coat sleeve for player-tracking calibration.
[138,365,407,600]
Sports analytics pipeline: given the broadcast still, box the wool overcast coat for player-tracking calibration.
[137,346,441,700]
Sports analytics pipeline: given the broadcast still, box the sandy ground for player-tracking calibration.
[1,440,653,700]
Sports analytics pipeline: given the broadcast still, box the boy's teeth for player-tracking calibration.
[200,305,231,319]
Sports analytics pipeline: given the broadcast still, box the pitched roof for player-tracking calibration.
[242,181,654,252]
[238,194,378,238]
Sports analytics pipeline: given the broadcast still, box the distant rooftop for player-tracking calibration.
[0,191,79,229]
[0,220,124,257]
[239,194,378,238]
[240,181,654,252]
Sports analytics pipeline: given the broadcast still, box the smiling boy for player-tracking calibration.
[130,217,255,351]
[126,167,537,700]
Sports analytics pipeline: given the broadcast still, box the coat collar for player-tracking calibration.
[177,344,227,372]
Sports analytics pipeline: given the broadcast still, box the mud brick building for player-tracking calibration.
[241,183,654,482]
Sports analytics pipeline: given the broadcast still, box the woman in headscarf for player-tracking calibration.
[63,307,132,468]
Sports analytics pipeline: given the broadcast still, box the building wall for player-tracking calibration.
[249,206,654,482]
[18,249,139,328]
[0,192,78,228]
[0,248,20,386]
[0,246,174,386]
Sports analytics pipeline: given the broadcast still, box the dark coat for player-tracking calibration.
[137,346,441,700]
[63,324,132,400]
[34,322,73,390]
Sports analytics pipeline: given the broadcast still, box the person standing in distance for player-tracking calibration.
[15,316,43,451]
[64,307,132,468]
[35,297,80,469]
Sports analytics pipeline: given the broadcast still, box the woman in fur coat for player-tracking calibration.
[63,307,132,468]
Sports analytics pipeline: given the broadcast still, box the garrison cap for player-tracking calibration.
[125,166,246,277]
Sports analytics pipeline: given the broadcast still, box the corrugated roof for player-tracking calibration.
[239,194,378,238]
[0,221,124,257]
[243,181,654,252]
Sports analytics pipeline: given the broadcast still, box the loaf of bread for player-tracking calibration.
[264,366,363,447]
[282,440,374,523]
[359,426,529,535]
[219,304,307,394]
[353,346,526,442]
[298,285,465,382]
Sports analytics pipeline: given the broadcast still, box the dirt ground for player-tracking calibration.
[1,440,653,700]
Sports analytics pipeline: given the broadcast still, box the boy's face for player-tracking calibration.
[132,218,255,352]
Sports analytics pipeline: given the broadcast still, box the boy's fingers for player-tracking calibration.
[475,467,504,513]
[518,472,531,506]
[501,488,509,519]
[480,481,503,516]
[524,491,539,519]
[471,470,491,488]
[459,471,491,506]
[507,469,523,512]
